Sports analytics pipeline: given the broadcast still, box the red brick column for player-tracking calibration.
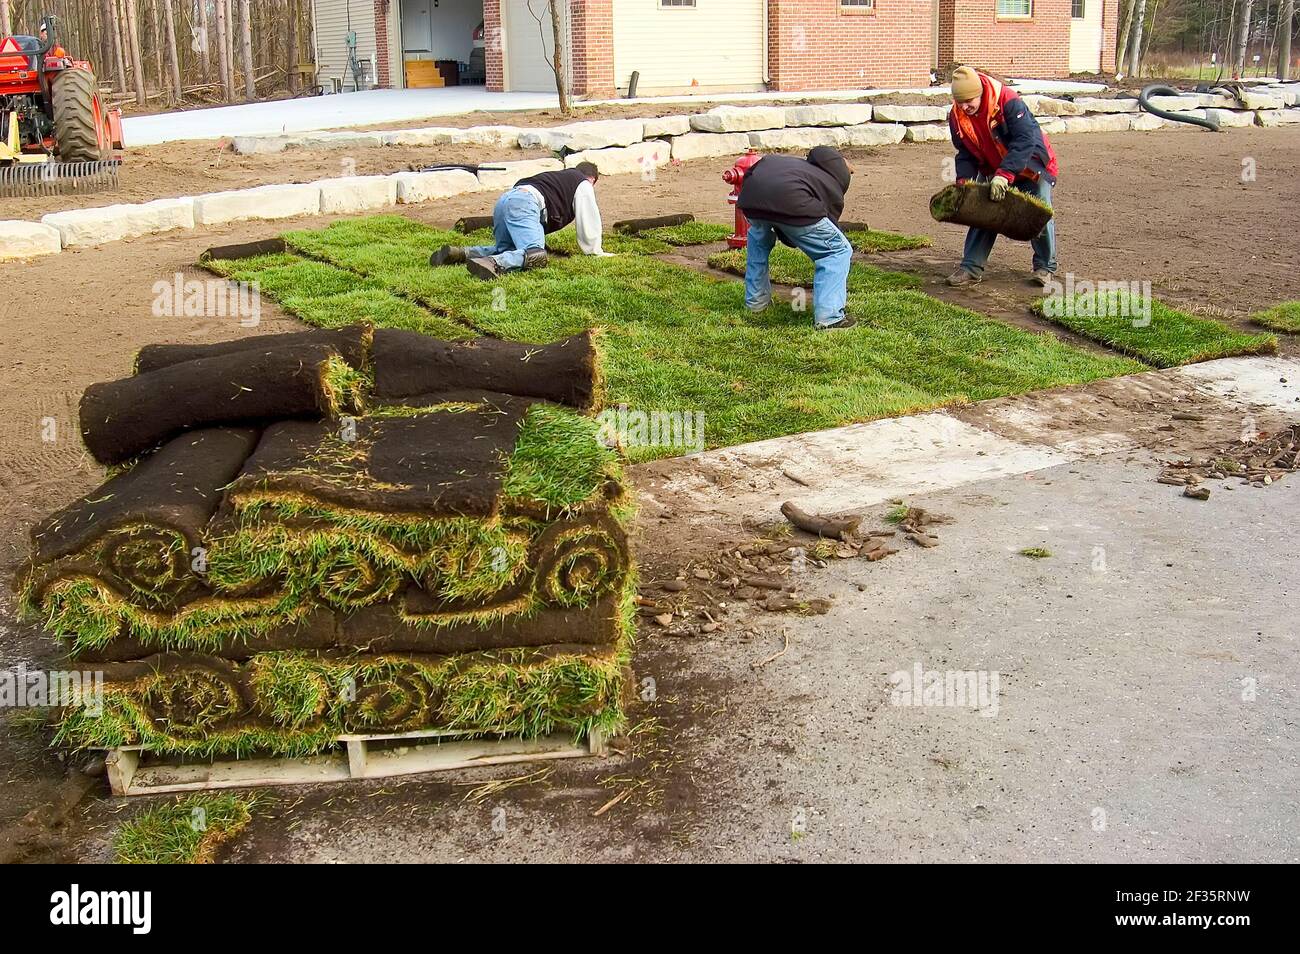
[485,0,504,92]
[374,0,392,89]
[569,1,615,98]
[1100,0,1120,73]
[949,0,1071,79]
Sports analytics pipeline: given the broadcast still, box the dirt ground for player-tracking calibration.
[1,127,1297,862]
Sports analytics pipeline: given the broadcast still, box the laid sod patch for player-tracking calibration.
[212,216,1146,461]
[1252,301,1300,334]
[639,221,734,246]
[845,229,933,253]
[114,794,254,864]
[707,246,922,293]
[1031,295,1277,368]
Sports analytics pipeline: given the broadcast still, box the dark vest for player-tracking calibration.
[515,168,590,233]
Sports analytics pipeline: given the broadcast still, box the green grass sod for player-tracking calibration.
[1031,295,1277,368]
[844,229,933,253]
[706,246,922,292]
[1251,301,1300,334]
[114,794,255,864]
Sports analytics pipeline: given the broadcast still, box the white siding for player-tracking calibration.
[1068,1,1104,74]
[501,0,565,92]
[313,0,379,91]
[612,0,765,95]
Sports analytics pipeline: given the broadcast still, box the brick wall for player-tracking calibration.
[374,0,392,89]
[570,1,615,97]
[485,0,504,92]
[1100,0,1119,73]
[768,0,935,91]
[942,0,1072,79]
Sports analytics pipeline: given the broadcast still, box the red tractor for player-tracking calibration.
[0,14,123,196]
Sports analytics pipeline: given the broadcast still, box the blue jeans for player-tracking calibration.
[961,176,1057,276]
[745,216,852,327]
[465,188,546,271]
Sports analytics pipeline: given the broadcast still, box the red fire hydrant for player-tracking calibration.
[723,149,762,249]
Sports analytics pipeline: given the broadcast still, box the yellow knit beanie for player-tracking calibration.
[951,66,982,101]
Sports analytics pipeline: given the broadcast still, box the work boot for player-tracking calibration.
[430,245,467,267]
[522,247,549,270]
[466,257,500,281]
[1031,269,1053,288]
[816,316,858,331]
[946,268,981,287]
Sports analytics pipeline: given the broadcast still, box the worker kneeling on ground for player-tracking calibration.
[946,65,1059,288]
[737,146,856,331]
[430,161,611,279]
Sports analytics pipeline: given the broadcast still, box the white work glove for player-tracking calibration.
[989,176,1010,202]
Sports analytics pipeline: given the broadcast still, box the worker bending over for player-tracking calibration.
[737,146,856,331]
[430,162,610,280]
[947,65,1059,288]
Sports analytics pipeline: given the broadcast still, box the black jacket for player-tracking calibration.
[515,168,590,233]
[736,147,851,228]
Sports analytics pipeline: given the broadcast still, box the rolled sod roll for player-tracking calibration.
[80,342,355,465]
[612,213,695,235]
[929,182,1053,242]
[29,427,260,565]
[134,324,372,375]
[454,215,496,233]
[372,329,601,411]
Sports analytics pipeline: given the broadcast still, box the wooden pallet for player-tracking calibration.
[104,728,608,797]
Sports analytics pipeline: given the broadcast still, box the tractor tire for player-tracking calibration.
[52,68,108,162]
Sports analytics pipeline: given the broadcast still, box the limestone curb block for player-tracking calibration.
[669,131,753,161]
[1021,95,1086,116]
[1061,113,1134,134]
[318,176,399,214]
[842,123,907,147]
[642,114,691,138]
[1148,95,1206,112]
[393,168,484,203]
[748,126,848,150]
[565,140,670,175]
[298,130,384,149]
[231,135,299,155]
[40,197,195,247]
[1190,93,1241,108]
[0,221,61,261]
[475,157,564,191]
[690,106,787,133]
[1071,97,1139,113]
[904,123,951,143]
[782,104,874,127]
[871,104,949,123]
[1269,84,1300,106]
[518,119,645,151]
[1127,113,1165,132]
[1239,92,1284,110]
[1203,108,1256,128]
[1037,116,1068,134]
[192,183,322,225]
[1256,108,1300,126]
[380,126,462,147]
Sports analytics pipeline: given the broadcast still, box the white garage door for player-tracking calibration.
[1068,0,1104,74]
[502,0,563,92]
[613,0,765,94]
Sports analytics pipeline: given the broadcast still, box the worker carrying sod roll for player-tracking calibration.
[736,146,857,332]
[936,66,1059,289]
[429,162,612,280]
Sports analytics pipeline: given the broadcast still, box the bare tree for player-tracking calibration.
[238,0,254,98]
[527,0,571,115]
[286,0,297,92]
[1116,0,1139,76]
[161,0,182,99]
[1234,0,1254,75]
[1130,0,1149,75]
[214,0,231,99]
[1282,0,1295,80]
[197,0,210,80]
[1,0,11,38]
[124,0,148,104]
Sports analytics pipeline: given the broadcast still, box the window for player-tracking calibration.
[1072,0,1086,17]
[841,0,876,8]
[659,0,696,7]
[997,0,1032,16]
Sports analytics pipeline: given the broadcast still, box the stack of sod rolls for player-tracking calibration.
[20,325,635,757]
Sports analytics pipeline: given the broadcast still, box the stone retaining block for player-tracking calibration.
[518,119,645,152]
[41,197,195,247]
[476,158,564,191]
[690,106,786,133]
[0,221,61,261]
[393,169,484,203]
[318,176,399,214]
[192,183,322,225]
[782,104,874,127]
[670,132,753,161]
[871,104,949,123]
[565,140,670,176]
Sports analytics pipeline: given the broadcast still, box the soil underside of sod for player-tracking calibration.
[202,215,1167,461]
